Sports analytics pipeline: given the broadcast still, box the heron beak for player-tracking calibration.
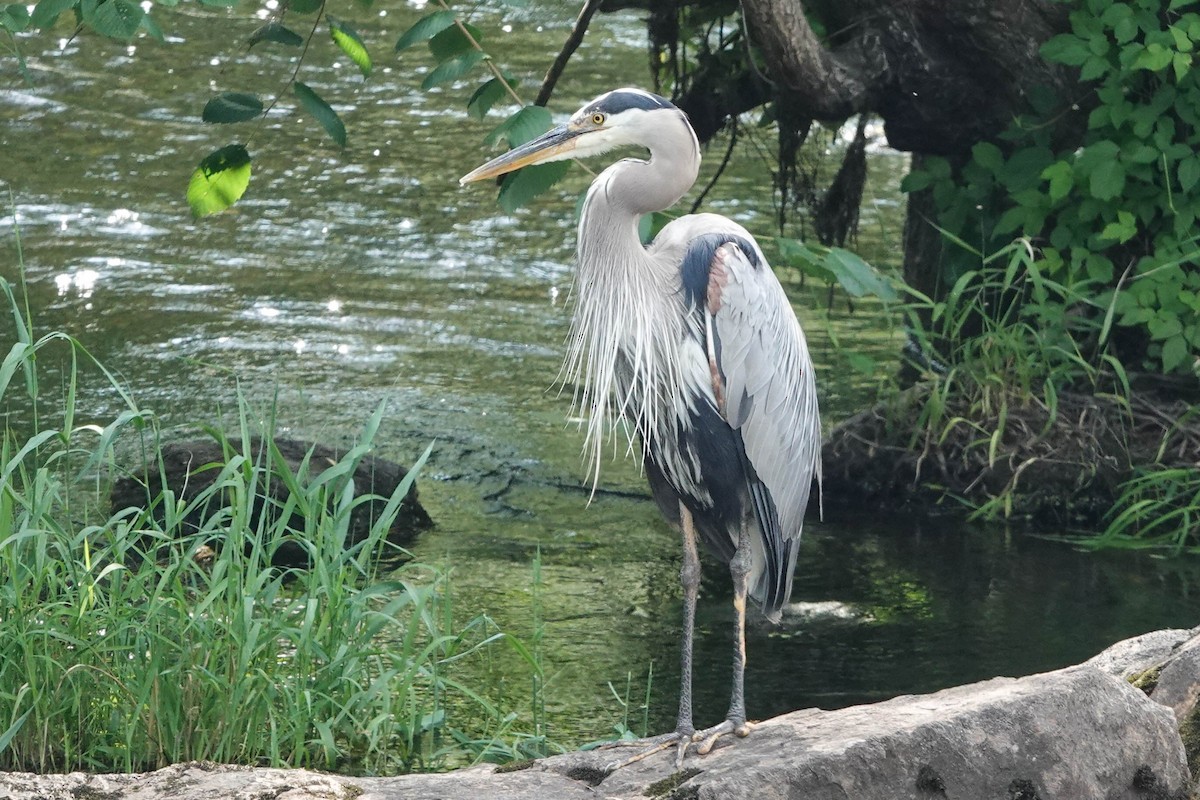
[459,124,583,185]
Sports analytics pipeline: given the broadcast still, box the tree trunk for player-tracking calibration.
[735,0,1075,302]
[740,0,1074,152]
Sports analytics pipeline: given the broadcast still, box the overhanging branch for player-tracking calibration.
[739,0,868,121]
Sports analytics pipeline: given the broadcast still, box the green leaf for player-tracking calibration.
[140,10,161,37]
[994,206,1027,235]
[1170,23,1193,53]
[1161,333,1189,372]
[972,142,1004,175]
[187,144,252,218]
[1173,52,1192,82]
[248,21,303,48]
[925,157,951,179]
[1002,146,1054,192]
[900,170,933,193]
[1080,54,1111,81]
[421,50,486,91]
[467,74,518,119]
[485,105,552,148]
[1149,315,1183,341]
[1134,42,1174,72]
[1089,159,1126,200]
[1041,33,1091,66]
[395,10,454,51]
[31,0,75,28]
[81,0,144,40]
[1113,16,1137,43]
[201,92,264,124]
[1099,210,1137,244]
[428,21,481,61]
[637,211,671,244]
[1041,161,1073,203]
[288,0,321,12]
[0,709,33,754]
[497,162,569,212]
[329,16,371,78]
[294,81,346,147]
[1085,253,1114,282]
[823,248,898,301]
[845,351,877,375]
[773,237,823,272]
[1180,156,1200,191]
[1,3,31,31]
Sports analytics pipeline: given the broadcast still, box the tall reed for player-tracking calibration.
[0,235,531,775]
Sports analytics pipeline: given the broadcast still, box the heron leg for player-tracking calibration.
[610,502,700,769]
[694,519,754,755]
[676,502,701,739]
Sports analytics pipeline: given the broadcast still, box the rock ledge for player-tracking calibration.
[3,630,1197,800]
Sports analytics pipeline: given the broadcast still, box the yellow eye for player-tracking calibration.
[591,113,606,125]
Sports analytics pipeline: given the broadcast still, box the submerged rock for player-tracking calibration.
[3,630,1194,799]
[110,437,433,563]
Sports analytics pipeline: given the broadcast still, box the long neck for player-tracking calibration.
[565,112,701,486]
[576,110,700,284]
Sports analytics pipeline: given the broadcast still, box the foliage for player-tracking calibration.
[0,247,554,773]
[5,0,567,216]
[1097,466,1200,551]
[894,239,1132,521]
[773,237,900,302]
[903,0,1200,378]
[394,1,568,213]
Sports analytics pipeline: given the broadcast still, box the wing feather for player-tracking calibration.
[709,239,822,545]
[654,216,822,617]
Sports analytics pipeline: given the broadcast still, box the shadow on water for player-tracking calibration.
[2,0,1198,751]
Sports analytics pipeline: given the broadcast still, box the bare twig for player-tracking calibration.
[690,117,739,213]
[249,0,328,149]
[535,0,605,108]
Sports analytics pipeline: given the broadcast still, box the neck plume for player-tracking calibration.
[561,109,702,490]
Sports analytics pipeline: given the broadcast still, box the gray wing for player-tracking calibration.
[693,232,823,545]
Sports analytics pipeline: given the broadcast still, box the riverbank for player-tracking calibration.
[822,381,1200,531]
[5,626,1196,800]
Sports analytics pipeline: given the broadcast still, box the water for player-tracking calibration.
[2,1,1197,750]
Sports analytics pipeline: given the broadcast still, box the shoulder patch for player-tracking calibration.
[679,233,760,314]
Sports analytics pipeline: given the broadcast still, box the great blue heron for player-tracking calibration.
[461,88,822,761]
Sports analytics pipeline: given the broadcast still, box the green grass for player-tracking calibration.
[0,232,553,775]
[1095,467,1200,553]
[895,237,1133,520]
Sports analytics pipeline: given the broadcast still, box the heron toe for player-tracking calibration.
[604,728,695,770]
[694,717,754,755]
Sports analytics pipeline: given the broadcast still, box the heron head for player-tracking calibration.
[459,88,682,185]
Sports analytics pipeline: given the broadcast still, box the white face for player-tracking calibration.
[566,92,675,159]
[460,89,682,184]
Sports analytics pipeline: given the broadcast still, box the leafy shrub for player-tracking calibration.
[904,0,1200,377]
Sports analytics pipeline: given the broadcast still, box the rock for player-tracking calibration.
[110,437,433,564]
[1149,630,1200,725]
[1090,626,1200,784]
[1087,627,1197,681]
[1,663,1189,800]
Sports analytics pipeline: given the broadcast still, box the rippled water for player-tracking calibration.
[2,1,1197,748]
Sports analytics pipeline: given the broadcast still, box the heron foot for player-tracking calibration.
[693,717,753,756]
[603,728,695,770]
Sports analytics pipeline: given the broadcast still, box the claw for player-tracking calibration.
[604,719,754,769]
[694,718,754,755]
[603,729,695,770]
